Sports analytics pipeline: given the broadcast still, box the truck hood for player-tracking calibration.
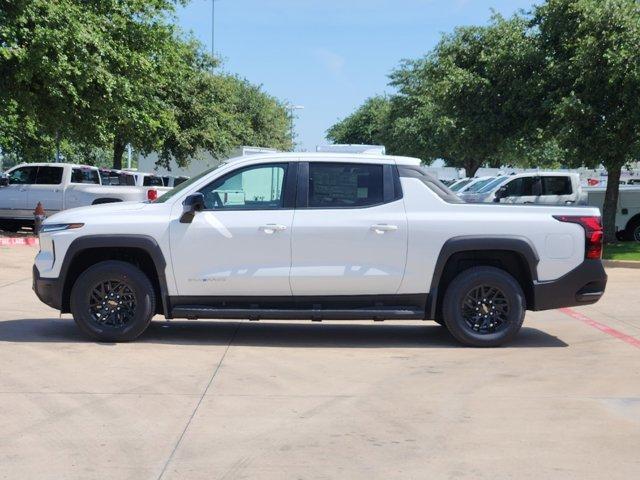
[44,201,147,224]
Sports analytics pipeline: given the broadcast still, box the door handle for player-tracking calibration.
[371,224,398,234]
[259,224,287,234]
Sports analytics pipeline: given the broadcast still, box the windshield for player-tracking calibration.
[465,177,495,193]
[153,164,223,203]
[450,179,472,191]
[476,176,509,194]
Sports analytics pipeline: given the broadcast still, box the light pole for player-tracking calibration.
[211,0,223,63]
[287,105,304,151]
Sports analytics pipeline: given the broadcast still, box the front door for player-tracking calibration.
[0,165,37,218]
[28,166,64,214]
[500,176,539,204]
[170,162,296,296]
[290,161,408,296]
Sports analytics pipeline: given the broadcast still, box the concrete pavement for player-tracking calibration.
[0,245,639,479]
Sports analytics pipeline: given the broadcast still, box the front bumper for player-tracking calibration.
[532,260,607,311]
[32,265,62,311]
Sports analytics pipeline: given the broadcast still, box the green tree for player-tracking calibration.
[1,1,292,170]
[0,0,188,166]
[534,0,640,242]
[227,76,293,153]
[388,14,544,176]
[326,96,392,147]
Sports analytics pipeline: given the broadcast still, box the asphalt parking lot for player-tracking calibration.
[1,245,639,479]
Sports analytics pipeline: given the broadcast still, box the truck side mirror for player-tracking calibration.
[494,186,507,201]
[0,175,9,187]
[180,193,205,224]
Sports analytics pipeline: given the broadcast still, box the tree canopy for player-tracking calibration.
[328,0,640,240]
[0,0,292,169]
[533,0,640,241]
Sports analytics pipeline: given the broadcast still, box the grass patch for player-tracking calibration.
[603,242,640,261]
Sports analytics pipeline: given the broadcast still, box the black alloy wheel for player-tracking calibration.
[70,260,156,342]
[88,280,137,328]
[461,285,510,335]
[442,266,525,347]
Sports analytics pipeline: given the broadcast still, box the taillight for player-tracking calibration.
[147,189,158,201]
[553,215,603,260]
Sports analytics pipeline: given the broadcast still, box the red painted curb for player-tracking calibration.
[0,237,39,247]
[560,307,640,349]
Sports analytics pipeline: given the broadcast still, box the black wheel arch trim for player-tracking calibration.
[56,234,169,316]
[426,236,540,319]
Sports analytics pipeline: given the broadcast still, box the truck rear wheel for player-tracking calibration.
[442,266,525,347]
[70,260,156,342]
[624,219,640,242]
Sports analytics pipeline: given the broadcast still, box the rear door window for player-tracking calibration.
[71,168,100,184]
[143,176,164,187]
[308,163,384,208]
[541,176,572,196]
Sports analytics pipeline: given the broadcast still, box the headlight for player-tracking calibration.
[39,223,84,233]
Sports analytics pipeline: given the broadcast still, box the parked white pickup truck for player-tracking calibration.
[33,153,607,346]
[0,163,163,231]
[461,172,585,206]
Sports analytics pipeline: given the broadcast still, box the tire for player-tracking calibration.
[624,219,640,242]
[442,266,525,347]
[0,220,20,232]
[70,260,156,342]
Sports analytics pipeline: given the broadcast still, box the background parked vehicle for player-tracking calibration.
[487,172,584,206]
[99,169,137,186]
[0,163,163,231]
[585,186,640,241]
[456,176,495,194]
[449,178,472,192]
[459,176,510,203]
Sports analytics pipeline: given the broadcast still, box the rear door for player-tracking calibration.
[28,166,64,214]
[0,166,37,218]
[538,175,575,205]
[65,167,101,208]
[290,161,408,295]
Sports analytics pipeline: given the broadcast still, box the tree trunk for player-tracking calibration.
[602,163,622,244]
[464,160,481,178]
[113,136,125,170]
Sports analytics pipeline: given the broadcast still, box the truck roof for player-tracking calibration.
[9,162,98,170]
[224,152,422,166]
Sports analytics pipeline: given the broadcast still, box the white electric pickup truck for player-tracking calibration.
[33,153,607,346]
[0,163,163,231]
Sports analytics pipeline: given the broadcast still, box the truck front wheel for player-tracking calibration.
[442,266,525,347]
[70,260,156,342]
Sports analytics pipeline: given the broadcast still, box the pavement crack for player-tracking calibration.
[157,321,241,480]
[0,276,31,289]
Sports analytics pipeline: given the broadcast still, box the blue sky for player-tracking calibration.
[177,0,539,151]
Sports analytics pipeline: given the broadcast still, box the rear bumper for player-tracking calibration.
[32,265,62,311]
[532,260,607,311]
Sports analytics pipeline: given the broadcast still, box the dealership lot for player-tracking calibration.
[1,245,639,479]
